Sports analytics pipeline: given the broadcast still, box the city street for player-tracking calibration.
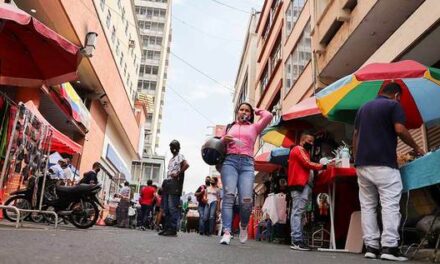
[0,222,428,264]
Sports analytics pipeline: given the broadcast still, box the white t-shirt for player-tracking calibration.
[206,186,219,204]
[167,153,185,179]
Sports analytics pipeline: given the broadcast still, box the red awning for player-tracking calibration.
[0,3,81,87]
[24,101,82,155]
[254,152,280,173]
[282,96,321,121]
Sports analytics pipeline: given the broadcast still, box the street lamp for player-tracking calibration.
[81,32,98,57]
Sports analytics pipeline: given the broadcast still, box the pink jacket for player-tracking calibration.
[223,109,273,157]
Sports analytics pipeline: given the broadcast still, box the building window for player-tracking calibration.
[124,63,127,76]
[117,0,122,8]
[285,0,306,36]
[259,66,269,95]
[284,21,311,94]
[100,0,105,11]
[121,8,126,22]
[116,39,120,55]
[120,52,124,66]
[106,10,111,29]
[239,74,248,105]
[111,26,116,43]
[269,37,282,74]
[125,21,129,36]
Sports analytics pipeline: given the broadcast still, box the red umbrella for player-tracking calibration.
[0,3,81,87]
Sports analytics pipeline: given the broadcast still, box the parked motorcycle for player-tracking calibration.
[3,175,103,229]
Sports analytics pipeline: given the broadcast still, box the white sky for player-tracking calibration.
[157,0,263,193]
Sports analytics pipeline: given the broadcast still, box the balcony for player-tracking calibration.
[313,0,424,80]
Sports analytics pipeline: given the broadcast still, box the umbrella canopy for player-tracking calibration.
[261,118,311,147]
[254,152,280,173]
[282,96,321,121]
[316,60,440,129]
[0,3,81,87]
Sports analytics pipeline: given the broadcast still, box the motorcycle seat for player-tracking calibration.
[56,184,98,194]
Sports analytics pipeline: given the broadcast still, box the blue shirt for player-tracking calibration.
[354,96,406,169]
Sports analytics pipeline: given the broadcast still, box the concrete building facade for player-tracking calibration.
[14,0,147,200]
[134,0,172,156]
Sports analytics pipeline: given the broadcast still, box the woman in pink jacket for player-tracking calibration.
[219,102,273,245]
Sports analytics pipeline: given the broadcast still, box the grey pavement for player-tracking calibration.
[0,221,431,264]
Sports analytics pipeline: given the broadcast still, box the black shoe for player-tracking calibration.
[290,241,311,251]
[162,229,177,237]
[158,229,166,236]
[380,247,408,261]
[364,246,380,259]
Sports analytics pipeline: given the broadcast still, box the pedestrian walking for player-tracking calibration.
[194,176,210,235]
[287,132,327,251]
[219,102,272,245]
[139,179,156,230]
[159,140,189,237]
[353,82,425,261]
[116,181,131,228]
[204,177,220,236]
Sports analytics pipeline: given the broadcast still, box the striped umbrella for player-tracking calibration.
[261,119,311,147]
[316,60,440,129]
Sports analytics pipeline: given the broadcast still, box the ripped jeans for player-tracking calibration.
[221,155,255,233]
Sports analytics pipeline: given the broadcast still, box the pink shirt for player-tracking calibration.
[223,109,273,157]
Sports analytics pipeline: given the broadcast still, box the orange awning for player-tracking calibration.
[24,101,82,155]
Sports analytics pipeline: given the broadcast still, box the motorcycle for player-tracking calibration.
[42,183,103,229]
[3,175,103,229]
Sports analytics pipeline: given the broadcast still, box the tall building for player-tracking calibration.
[134,0,172,156]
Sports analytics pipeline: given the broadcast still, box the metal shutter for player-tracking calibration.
[427,125,440,150]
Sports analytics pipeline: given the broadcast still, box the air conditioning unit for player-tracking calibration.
[128,39,135,48]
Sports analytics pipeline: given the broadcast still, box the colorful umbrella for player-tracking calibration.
[316,60,440,129]
[254,152,280,173]
[261,119,311,148]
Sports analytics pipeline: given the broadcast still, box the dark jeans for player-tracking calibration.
[139,204,153,228]
[163,194,180,231]
[204,201,217,235]
[197,205,206,234]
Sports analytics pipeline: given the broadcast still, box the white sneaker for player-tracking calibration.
[239,225,248,244]
[220,233,231,245]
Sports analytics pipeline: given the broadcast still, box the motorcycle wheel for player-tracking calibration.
[42,206,64,225]
[2,196,32,222]
[30,212,44,223]
[69,201,99,229]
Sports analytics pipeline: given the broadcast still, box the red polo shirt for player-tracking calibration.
[139,186,155,206]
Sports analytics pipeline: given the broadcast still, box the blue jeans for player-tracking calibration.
[204,201,217,235]
[197,205,206,234]
[221,155,255,233]
[139,205,153,227]
[163,194,180,231]
[290,185,311,243]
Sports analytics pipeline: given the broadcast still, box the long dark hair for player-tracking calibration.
[236,102,255,123]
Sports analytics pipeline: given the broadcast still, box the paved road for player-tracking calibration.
[0,221,429,264]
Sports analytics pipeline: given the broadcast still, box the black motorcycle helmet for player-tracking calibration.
[201,137,226,166]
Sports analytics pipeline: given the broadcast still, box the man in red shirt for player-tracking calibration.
[139,180,156,230]
[287,132,326,251]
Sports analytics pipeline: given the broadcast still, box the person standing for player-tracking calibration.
[139,179,156,230]
[219,102,272,245]
[287,132,326,251]
[204,177,220,236]
[159,140,189,237]
[79,162,101,184]
[353,83,425,261]
[194,176,210,235]
[116,181,131,228]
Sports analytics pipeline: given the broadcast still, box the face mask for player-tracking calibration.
[303,142,313,151]
[205,181,211,186]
